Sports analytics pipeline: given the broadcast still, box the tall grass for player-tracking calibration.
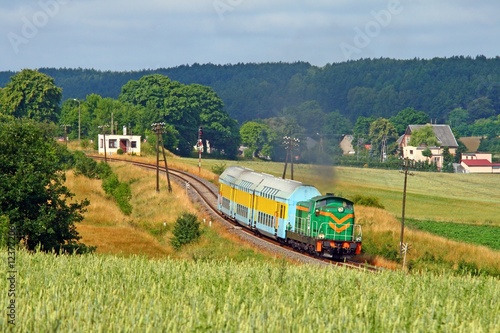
[1,249,499,332]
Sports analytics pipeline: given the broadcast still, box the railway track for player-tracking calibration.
[89,155,379,271]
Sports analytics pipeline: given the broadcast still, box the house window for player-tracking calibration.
[109,139,117,148]
[131,141,137,148]
[100,139,103,148]
[409,150,413,154]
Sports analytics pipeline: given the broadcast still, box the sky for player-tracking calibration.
[1,0,499,72]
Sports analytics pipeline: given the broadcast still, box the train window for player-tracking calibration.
[316,199,326,208]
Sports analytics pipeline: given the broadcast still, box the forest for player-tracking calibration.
[1,56,499,124]
[1,56,500,161]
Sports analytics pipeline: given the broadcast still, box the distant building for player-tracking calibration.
[398,124,458,170]
[339,135,355,155]
[460,153,500,173]
[98,126,141,156]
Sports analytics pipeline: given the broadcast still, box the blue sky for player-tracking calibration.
[1,0,499,71]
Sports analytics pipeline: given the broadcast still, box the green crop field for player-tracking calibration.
[405,219,500,250]
[1,250,499,332]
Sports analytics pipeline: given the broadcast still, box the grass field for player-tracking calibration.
[65,152,500,274]
[191,159,500,226]
[1,249,499,332]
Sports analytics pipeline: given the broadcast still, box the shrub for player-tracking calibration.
[211,163,226,175]
[117,148,124,155]
[351,194,385,209]
[171,213,201,250]
[113,182,132,215]
[73,151,99,179]
[102,174,120,196]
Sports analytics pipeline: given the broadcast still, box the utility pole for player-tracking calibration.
[152,122,172,193]
[98,124,110,163]
[282,136,300,180]
[399,157,414,256]
[61,124,71,146]
[73,99,81,143]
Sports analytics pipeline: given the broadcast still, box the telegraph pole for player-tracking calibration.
[151,122,172,193]
[73,99,81,143]
[399,157,413,256]
[98,124,110,163]
[282,136,300,180]
[61,124,71,146]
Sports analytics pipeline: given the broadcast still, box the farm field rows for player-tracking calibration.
[1,250,499,332]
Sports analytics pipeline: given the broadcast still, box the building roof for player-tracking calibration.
[461,159,492,167]
[406,124,458,147]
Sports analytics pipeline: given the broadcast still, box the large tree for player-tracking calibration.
[119,74,239,156]
[390,107,430,135]
[240,121,277,159]
[0,119,90,253]
[409,125,439,147]
[1,69,62,122]
[368,118,398,158]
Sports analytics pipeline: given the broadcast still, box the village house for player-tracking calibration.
[460,152,500,173]
[398,124,458,170]
[98,126,141,156]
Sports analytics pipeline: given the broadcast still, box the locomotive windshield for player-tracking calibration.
[315,197,353,210]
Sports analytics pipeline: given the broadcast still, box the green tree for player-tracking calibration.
[0,119,91,253]
[240,121,277,159]
[368,118,398,158]
[119,74,238,156]
[390,107,429,135]
[468,97,495,121]
[1,69,62,122]
[409,125,439,147]
[171,212,201,250]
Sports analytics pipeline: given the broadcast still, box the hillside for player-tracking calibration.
[1,57,499,124]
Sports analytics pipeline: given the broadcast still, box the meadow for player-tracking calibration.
[182,158,500,226]
[65,153,500,275]
[1,249,499,332]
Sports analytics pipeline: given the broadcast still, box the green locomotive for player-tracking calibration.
[286,194,362,258]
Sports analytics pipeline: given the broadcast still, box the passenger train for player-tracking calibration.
[217,166,362,258]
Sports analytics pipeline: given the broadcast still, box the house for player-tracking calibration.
[339,135,355,155]
[399,124,458,170]
[98,126,141,156]
[460,153,500,173]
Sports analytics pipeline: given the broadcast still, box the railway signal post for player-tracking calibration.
[197,126,203,174]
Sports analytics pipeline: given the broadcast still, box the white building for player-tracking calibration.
[98,126,141,156]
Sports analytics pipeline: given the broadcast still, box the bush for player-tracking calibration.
[351,194,385,209]
[211,163,226,175]
[102,174,120,196]
[117,148,124,155]
[171,213,201,250]
[113,182,132,215]
[73,151,99,179]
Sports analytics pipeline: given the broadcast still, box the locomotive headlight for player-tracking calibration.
[338,207,344,213]
[319,233,325,239]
